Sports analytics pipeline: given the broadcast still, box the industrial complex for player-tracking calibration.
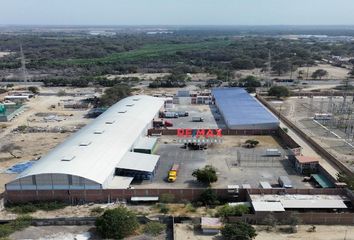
[3,87,354,225]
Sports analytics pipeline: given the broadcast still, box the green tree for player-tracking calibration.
[272,61,291,76]
[199,188,219,206]
[268,86,290,98]
[311,69,328,80]
[98,84,131,107]
[28,86,39,94]
[231,58,255,70]
[238,76,261,93]
[192,165,218,185]
[95,206,139,239]
[221,222,257,240]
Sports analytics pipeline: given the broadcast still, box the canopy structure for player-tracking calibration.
[311,174,335,188]
[252,201,285,212]
[117,152,160,172]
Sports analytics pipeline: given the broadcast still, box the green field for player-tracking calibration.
[48,40,231,66]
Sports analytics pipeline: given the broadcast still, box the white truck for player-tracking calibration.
[192,117,204,122]
[266,148,281,156]
[163,112,179,118]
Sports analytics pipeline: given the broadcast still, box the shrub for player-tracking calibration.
[95,206,139,239]
[185,203,197,213]
[157,203,170,214]
[0,215,32,238]
[216,204,250,218]
[143,222,166,236]
[7,201,67,214]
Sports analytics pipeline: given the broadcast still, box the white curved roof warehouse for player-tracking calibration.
[6,95,164,190]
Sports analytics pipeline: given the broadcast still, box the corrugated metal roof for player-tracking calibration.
[311,174,335,188]
[212,88,279,129]
[281,199,347,209]
[131,196,159,201]
[252,201,285,212]
[117,152,159,172]
[12,95,164,186]
[134,137,158,150]
[106,176,134,189]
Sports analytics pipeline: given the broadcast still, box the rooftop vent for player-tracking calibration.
[61,155,75,161]
[79,141,92,146]
[126,104,134,107]
[94,129,105,134]
[118,110,127,113]
[105,120,116,124]
[133,98,141,101]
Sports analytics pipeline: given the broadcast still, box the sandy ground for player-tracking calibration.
[175,224,354,240]
[9,226,97,240]
[236,64,350,80]
[0,92,92,192]
[0,51,11,58]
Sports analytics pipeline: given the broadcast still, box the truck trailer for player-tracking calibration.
[278,176,293,188]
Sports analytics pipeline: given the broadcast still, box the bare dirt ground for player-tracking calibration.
[0,91,92,192]
[9,225,97,240]
[106,72,215,81]
[236,64,350,80]
[175,224,354,240]
[255,225,354,240]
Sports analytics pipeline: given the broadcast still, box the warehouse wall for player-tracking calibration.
[5,173,101,190]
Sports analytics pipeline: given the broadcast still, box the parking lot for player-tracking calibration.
[163,104,227,129]
[132,135,310,189]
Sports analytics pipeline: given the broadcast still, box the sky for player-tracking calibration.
[0,0,353,26]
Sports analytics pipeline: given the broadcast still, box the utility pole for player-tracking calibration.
[267,50,272,88]
[20,43,28,84]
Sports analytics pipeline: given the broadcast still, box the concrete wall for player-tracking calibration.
[6,188,351,204]
[5,188,232,204]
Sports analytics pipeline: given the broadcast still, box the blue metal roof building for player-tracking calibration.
[212,88,279,130]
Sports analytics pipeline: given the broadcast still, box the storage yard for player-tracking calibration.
[0,88,93,191]
[136,135,309,189]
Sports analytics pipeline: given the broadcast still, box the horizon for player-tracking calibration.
[1,0,354,26]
